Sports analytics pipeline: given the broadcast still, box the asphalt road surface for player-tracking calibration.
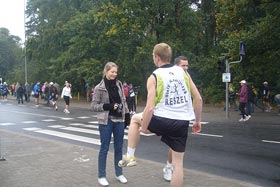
[0,99,279,187]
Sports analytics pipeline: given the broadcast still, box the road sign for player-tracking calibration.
[222,73,231,82]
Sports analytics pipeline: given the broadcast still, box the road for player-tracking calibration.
[0,99,279,187]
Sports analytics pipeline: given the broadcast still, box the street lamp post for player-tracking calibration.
[24,0,27,83]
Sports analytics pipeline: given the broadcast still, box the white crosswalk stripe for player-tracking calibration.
[26,128,101,145]
[2,111,210,146]
[0,123,16,126]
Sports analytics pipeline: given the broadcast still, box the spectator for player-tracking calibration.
[246,83,255,115]
[274,94,280,114]
[16,83,24,104]
[128,83,136,114]
[91,62,130,186]
[224,83,238,111]
[25,82,31,102]
[237,80,251,122]
[262,81,272,112]
[49,82,59,111]
[61,82,72,113]
[33,82,41,107]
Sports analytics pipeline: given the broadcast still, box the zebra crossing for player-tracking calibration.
[0,114,210,146]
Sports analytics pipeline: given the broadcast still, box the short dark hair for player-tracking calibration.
[174,56,188,65]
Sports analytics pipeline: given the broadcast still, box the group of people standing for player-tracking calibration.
[1,80,72,113]
[33,81,72,113]
[122,82,137,114]
[91,43,202,187]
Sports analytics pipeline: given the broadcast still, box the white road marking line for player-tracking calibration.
[190,121,209,124]
[42,119,56,122]
[22,121,37,124]
[77,116,90,119]
[49,126,128,140]
[192,132,223,138]
[60,126,100,135]
[25,129,101,145]
[0,123,16,126]
[88,121,98,124]
[83,125,98,128]
[68,123,98,129]
[0,108,69,119]
[23,127,42,131]
[49,125,65,128]
[60,118,74,120]
[262,140,280,144]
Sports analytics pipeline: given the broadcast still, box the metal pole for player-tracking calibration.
[24,0,27,83]
[0,137,6,161]
[225,58,229,119]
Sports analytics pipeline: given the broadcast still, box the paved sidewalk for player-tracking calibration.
[0,98,273,187]
[0,129,261,187]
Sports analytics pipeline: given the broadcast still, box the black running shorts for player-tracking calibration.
[148,115,189,153]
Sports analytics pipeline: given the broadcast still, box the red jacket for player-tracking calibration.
[238,84,248,103]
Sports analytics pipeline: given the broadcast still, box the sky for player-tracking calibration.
[0,0,26,41]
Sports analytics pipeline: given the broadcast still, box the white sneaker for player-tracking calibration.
[239,118,245,122]
[246,115,251,121]
[98,177,109,186]
[163,164,173,181]
[116,175,127,184]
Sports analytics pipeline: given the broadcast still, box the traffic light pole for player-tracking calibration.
[224,42,245,119]
[225,55,244,119]
[225,58,229,119]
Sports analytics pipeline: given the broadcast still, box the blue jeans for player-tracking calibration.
[255,97,264,111]
[224,97,238,111]
[98,119,124,178]
[246,101,254,115]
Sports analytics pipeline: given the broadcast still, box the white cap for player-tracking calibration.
[240,80,246,84]
[50,82,54,85]
[263,81,268,85]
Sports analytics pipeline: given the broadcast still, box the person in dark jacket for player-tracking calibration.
[16,83,24,104]
[246,83,255,115]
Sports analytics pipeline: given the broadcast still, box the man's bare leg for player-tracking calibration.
[127,113,142,149]
[170,150,184,187]
[118,113,142,167]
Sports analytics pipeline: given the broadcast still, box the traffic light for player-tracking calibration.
[240,42,245,56]
[217,60,225,73]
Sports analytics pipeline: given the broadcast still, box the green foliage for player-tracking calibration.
[1,0,279,102]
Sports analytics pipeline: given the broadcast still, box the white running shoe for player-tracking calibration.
[163,164,173,181]
[246,115,251,121]
[239,118,245,122]
[116,175,127,184]
[98,177,109,186]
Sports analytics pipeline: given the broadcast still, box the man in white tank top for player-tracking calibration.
[119,43,202,187]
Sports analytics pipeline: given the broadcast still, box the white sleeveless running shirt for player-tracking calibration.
[153,65,195,120]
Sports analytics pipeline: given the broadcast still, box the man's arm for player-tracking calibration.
[188,75,203,133]
[140,75,156,133]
